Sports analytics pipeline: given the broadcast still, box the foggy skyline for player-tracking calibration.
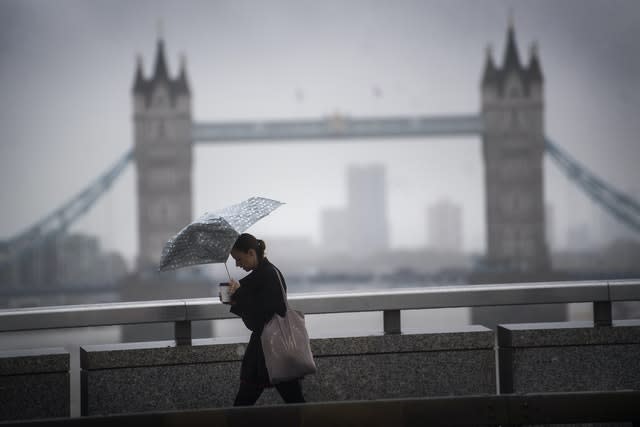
[1,0,639,267]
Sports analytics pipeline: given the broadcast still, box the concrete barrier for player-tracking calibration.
[80,326,495,415]
[303,326,495,402]
[0,348,70,421]
[498,319,640,393]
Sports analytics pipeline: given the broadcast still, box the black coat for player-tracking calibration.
[229,257,287,387]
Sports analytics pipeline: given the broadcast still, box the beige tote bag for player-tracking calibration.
[261,267,317,384]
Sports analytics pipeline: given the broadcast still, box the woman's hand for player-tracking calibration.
[229,278,241,295]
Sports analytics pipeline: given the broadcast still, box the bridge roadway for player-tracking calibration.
[192,114,483,142]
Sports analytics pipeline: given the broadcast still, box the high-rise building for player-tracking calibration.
[347,164,389,256]
[427,199,463,252]
[320,208,349,254]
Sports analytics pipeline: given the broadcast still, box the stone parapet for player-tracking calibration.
[81,326,495,415]
[0,347,70,421]
[498,320,640,393]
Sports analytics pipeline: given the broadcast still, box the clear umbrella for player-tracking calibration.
[158,196,284,272]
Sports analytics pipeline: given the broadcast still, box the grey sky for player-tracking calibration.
[1,0,639,265]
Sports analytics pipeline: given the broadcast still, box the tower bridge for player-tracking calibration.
[131,23,547,273]
[2,24,640,288]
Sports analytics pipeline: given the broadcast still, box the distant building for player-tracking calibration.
[56,233,128,287]
[347,164,389,256]
[427,199,463,252]
[1,232,128,289]
[263,236,316,260]
[260,236,318,276]
[554,240,640,275]
[320,208,349,254]
[57,234,100,286]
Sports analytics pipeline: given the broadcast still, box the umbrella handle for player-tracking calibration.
[224,262,232,282]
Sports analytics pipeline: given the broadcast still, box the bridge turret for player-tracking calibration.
[133,55,146,91]
[151,39,170,82]
[481,23,550,275]
[132,55,148,112]
[172,54,191,112]
[481,24,543,101]
[176,54,190,94]
[481,46,499,102]
[526,43,544,100]
[502,23,523,72]
[132,38,193,273]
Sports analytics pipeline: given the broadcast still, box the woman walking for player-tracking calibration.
[224,233,306,406]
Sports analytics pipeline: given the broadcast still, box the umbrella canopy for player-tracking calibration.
[158,197,284,271]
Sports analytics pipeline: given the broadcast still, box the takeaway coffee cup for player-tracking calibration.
[219,282,231,304]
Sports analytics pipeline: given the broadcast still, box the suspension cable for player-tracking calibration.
[545,139,640,234]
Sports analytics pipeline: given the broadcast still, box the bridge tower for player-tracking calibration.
[481,24,550,273]
[132,39,192,272]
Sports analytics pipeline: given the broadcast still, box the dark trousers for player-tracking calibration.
[233,379,305,406]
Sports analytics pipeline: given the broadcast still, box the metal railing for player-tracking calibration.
[1,279,639,345]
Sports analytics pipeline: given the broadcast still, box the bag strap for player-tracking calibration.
[272,266,289,309]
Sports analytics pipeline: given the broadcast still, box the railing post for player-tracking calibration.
[383,310,401,335]
[175,320,192,345]
[593,301,612,327]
